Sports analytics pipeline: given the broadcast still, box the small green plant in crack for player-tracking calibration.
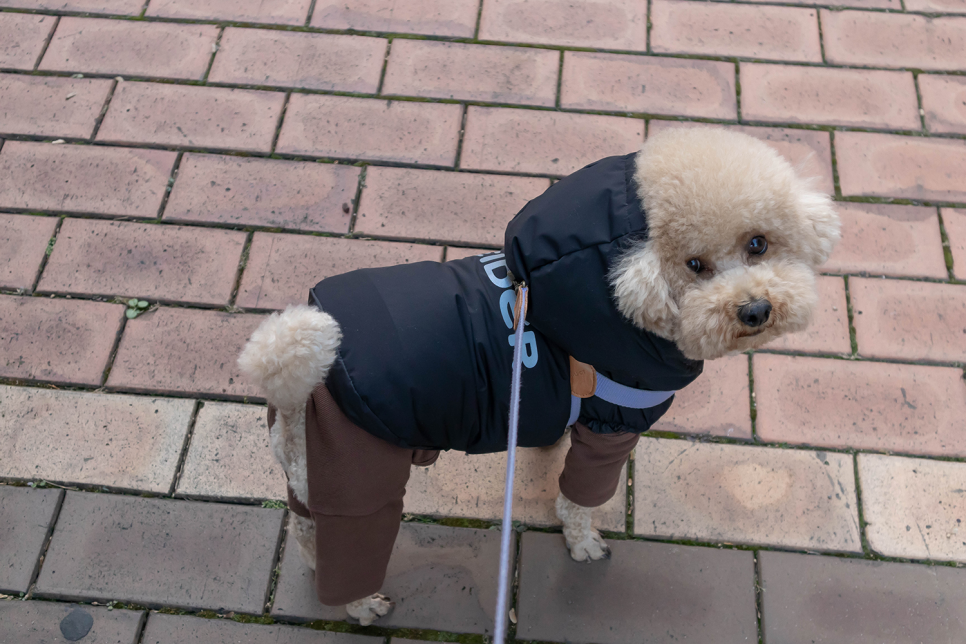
[262,499,286,509]
[45,238,56,256]
[125,298,150,319]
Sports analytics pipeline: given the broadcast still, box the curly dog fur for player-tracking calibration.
[239,127,840,624]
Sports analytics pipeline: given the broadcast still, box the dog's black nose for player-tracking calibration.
[738,299,772,328]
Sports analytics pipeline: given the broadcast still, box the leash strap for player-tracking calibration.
[494,283,528,644]
[567,378,676,427]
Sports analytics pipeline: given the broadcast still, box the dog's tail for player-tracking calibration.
[238,304,341,414]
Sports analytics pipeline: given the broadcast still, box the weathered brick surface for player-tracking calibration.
[0,296,122,385]
[0,141,176,217]
[272,523,511,633]
[651,0,822,62]
[405,434,627,532]
[0,73,112,139]
[822,10,966,71]
[516,532,757,644]
[35,492,284,612]
[648,120,835,194]
[478,0,647,50]
[0,12,55,70]
[561,52,736,119]
[904,0,966,11]
[176,402,285,501]
[356,167,550,245]
[920,74,966,135]
[38,218,245,306]
[0,602,144,644]
[943,208,966,280]
[754,354,966,457]
[0,213,57,290]
[0,386,193,491]
[824,203,947,279]
[850,277,966,363]
[740,64,919,130]
[97,82,285,153]
[210,29,386,92]
[634,436,862,552]
[164,154,359,232]
[40,18,218,80]
[760,550,966,644]
[237,234,442,310]
[107,307,265,398]
[461,107,643,176]
[763,275,851,355]
[147,0,312,25]
[382,40,559,107]
[0,486,62,594]
[276,95,461,165]
[142,613,378,644]
[858,454,966,562]
[836,132,966,203]
[311,0,479,37]
[741,0,897,8]
[652,354,751,439]
[0,0,142,14]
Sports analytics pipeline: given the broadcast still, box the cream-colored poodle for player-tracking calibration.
[239,127,840,625]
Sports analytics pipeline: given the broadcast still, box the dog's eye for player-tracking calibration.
[748,236,768,255]
[686,258,703,273]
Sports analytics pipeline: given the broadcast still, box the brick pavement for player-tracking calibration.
[1,0,965,641]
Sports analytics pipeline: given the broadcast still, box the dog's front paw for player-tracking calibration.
[566,529,612,562]
[346,594,394,626]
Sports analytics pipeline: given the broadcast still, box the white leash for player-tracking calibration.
[493,283,528,644]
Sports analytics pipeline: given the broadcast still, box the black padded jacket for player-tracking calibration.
[311,152,703,454]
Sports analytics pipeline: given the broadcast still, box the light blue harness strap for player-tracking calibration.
[566,373,676,427]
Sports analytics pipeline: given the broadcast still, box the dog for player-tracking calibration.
[238,127,840,625]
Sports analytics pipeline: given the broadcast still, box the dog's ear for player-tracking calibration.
[611,241,679,339]
[795,188,840,265]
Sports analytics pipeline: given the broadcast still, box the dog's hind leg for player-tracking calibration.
[346,595,394,626]
[239,305,342,569]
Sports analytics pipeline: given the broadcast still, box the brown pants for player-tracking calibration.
[273,386,638,606]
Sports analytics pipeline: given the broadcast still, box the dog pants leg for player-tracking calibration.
[558,422,640,507]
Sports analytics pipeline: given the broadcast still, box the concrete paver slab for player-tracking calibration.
[516,531,757,644]
[0,295,123,385]
[0,213,58,290]
[38,218,245,306]
[40,17,218,80]
[0,486,62,594]
[0,12,55,70]
[142,612,380,644]
[760,550,966,643]
[0,386,194,492]
[164,154,359,233]
[382,40,558,107]
[824,203,948,279]
[634,436,862,552]
[850,278,966,363]
[311,0,479,36]
[35,492,284,612]
[859,453,966,563]
[176,401,286,501]
[210,29,385,92]
[237,234,442,310]
[478,0,647,50]
[107,307,265,398]
[0,141,175,218]
[652,354,752,439]
[356,167,549,245]
[272,523,511,634]
[147,0,312,25]
[0,601,144,644]
[754,355,966,457]
[943,208,966,280]
[920,74,966,135]
[0,73,112,139]
[97,82,285,153]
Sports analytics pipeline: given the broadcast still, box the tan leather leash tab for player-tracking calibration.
[569,356,597,398]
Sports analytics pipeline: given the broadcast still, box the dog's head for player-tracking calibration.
[611,127,840,361]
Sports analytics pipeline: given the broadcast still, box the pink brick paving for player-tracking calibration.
[2,0,966,641]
